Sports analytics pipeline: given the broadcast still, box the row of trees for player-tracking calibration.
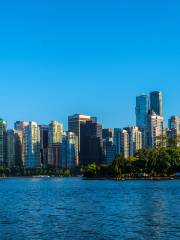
[0,167,81,178]
[83,147,180,178]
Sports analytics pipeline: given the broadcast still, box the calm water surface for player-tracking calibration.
[0,178,179,240]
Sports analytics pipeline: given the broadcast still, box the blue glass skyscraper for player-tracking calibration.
[135,94,149,128]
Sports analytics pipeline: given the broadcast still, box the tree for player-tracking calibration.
[112,154,124,178]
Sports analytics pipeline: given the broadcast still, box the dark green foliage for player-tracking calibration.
[83,147,180,178]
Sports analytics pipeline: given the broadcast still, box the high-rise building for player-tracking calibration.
[150,91,163,116]
[60,132,79,169]
[169,116,180,135]
[47,144,60,168]
[0,119,7,166]
[114,128,121,154]
[48,121,63,144]
[68,114,96,152]
[146,112,166,148]
[120,129,129,159]
[102,128,116,164]
[125,127,142,156]
[136,94,149,128]
[7,130,16,168]
[168,116,180,146]
[39,125,49,166]
[80,119,103,165]
[24,122,41,168]
[14,121,29,166]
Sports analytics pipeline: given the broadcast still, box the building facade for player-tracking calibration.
[0,119,7,166]
[150,91,163,116]
[48,121,63,145]
[146,112,166,148]
[80,120,103,165]
[60,132,79,169]
[24,122,41,168]
[125,127,142,156]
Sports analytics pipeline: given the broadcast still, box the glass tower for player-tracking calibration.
[135,94,149,128]
[150,91,163,116]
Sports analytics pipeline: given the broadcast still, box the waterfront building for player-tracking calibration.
[47,144,61,168]
[24,122,41,168]
[7,130,16,168]
[48,121,63,144]
[68,114,96,152]
[39,125,49,166]
[103,141,117,164]
[60,132,79,169]
[0,119,7,166]
[146,111,166,148]
[150,91,163,116]
[124,127,142,156]
[102,128,116,164]
[114,128,121,154]
[80,119,103,165]
[120,129,129,159]
[14,121,29,166]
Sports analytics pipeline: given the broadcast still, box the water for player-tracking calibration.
[0,178,179,240]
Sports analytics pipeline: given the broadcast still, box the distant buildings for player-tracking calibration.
[0,90,176,168]
[136,91,165,148]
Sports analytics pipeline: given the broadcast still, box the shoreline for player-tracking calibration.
[0,176,179,180]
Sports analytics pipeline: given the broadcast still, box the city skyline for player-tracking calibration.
[0,89,179,130]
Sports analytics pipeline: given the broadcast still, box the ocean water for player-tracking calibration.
[0,178,179,240]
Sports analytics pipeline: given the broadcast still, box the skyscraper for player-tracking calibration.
[114,128,121,154]
[7,130,16,168]
[24,122,41,168]
[80,119,103,165]
[150,91,163,116]
[39,125,49,166]
[102,128,116,164]
[14,121,30,166]
[48,121,63,144]
[0,119,7,166]
[68,114,96,152]
[136,94,149,128]
[60,132,79,169]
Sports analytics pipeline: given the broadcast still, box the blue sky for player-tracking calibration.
[0,0,180,129]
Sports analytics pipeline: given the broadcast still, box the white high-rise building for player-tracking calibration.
[125,127,142,156]
[24,122,41,168]
[120,129,129,159]
[146,112,166,148]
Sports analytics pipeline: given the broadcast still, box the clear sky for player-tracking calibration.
[0,0,180,129]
